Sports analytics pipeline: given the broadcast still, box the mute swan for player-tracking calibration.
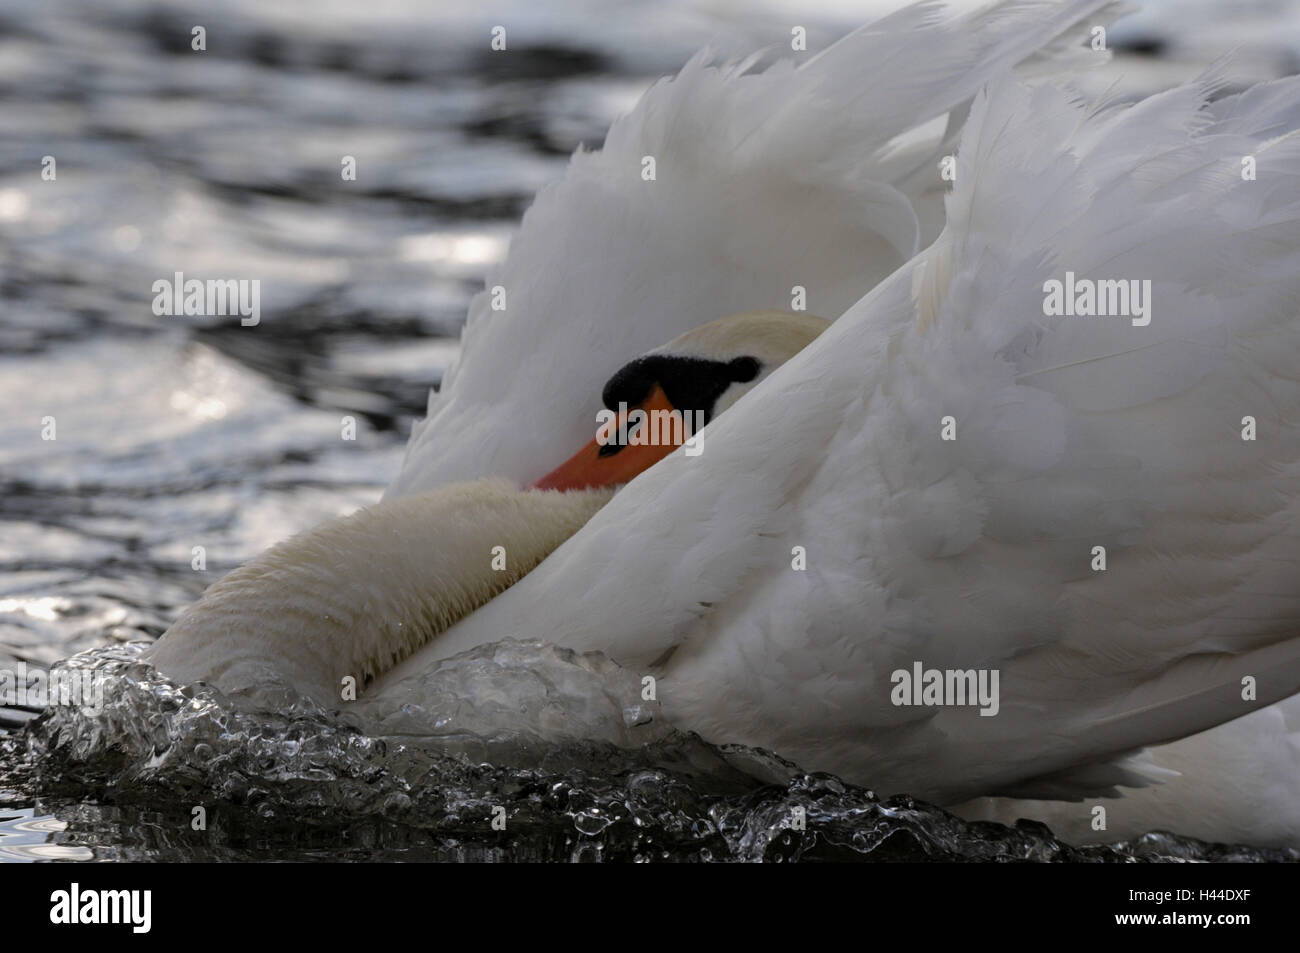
[154,0,1110,698]
[149,311,828,705]
[148,0,1300,847]
[376,73,1300,840]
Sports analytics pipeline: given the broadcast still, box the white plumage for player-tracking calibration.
[151,480,612,705]
[385,0,1131,496]
[379,5,1300,843]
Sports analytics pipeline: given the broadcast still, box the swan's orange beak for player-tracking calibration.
[530,385,687,491]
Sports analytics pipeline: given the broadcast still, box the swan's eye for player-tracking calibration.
[597,441,624,458]
[725,356,761,383]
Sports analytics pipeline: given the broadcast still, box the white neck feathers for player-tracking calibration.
[149,479,613,706]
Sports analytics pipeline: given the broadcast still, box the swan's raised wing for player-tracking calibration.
[384,71,1300,804]
[386,0,1129,497]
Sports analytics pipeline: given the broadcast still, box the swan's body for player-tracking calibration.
[149,0,1300,846]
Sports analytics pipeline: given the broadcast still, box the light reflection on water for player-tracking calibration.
[0,807,94,862]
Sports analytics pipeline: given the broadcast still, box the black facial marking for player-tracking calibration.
[601,354,762,428]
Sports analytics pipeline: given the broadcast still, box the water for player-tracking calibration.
[7,643,1297,862]
[2,0,1298,862]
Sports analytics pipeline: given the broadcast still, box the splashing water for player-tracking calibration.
[2,642,1294,862]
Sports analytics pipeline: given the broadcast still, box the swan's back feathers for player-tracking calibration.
[387,0,1129,499]
[862,72,1300,796]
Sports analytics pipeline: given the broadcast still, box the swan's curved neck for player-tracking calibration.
[148,479,613,706]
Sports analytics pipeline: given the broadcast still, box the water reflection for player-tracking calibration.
[0,807,95,862]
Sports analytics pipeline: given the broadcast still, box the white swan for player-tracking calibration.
[150,310,827,703]
[149,0,1300,846]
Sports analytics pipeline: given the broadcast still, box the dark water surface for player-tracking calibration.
[2,0,1299,861]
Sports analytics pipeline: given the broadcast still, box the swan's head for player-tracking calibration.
[533,309,828,491]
